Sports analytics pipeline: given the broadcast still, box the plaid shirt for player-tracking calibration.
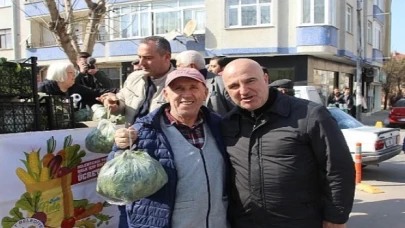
[164,107,205,149]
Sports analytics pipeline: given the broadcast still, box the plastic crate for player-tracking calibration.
[0,101,36,134]
[0,57,38,98]
[0,96,75,134]
[40,96,75,130]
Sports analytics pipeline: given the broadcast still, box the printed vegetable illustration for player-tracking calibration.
[42,136,56,167]
[61,216,76,228]
[16,167,36,185]
[4,135,113,228]
[97,150,168,205]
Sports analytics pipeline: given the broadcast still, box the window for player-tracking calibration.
[111,0,205,39]
[0,29,12,49]
[373,22,382,50]
[373,0,384,11]
[346,4,353,33]
[227,0,272,27]
[0,0,11,7]
[367,21,372,44]
[301,0,335,25]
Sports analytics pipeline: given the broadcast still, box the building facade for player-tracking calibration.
[0,0,392,112]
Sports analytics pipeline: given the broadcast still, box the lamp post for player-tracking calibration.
[355,0,363,121]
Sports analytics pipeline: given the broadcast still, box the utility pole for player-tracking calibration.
[356,0,363,121]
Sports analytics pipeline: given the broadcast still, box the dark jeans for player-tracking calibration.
[119,205,129,228]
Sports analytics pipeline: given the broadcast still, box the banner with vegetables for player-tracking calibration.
[0,128,119,228]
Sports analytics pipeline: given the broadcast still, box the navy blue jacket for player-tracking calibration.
[110,104,230,228]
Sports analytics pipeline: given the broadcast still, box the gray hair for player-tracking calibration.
[176,50,206,70]
[140,36,171,55]
[46,61,74,82]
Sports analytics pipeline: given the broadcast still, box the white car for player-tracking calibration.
[328,107,402,165]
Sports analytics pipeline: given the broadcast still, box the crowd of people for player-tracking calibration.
[38,36,356,228]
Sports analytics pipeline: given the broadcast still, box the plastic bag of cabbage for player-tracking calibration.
[85,119,116,153]
[96,150,168,205]
[91,104,125,124]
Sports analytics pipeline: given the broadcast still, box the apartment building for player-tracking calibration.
[1,0,391,112]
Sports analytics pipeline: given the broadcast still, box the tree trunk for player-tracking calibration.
[82,0,106,55]
[43,0,107,65]
[44,0,78,65]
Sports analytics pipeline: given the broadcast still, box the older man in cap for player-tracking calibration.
[111,68,230,228]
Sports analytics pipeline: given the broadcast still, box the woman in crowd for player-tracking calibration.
[38,61,117,108]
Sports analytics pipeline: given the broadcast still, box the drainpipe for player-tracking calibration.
[12,0,21,61]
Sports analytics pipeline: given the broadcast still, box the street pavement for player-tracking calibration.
[347,110,405,228]
[348,154,405,228]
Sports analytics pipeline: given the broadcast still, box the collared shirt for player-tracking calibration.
[164,107,205,149]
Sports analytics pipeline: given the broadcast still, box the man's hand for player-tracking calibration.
[323,221,346,228]
[78,60,88,73]
[97,93,119,112]
[115,127,137,149]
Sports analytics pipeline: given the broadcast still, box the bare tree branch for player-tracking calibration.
[64,0,80,55]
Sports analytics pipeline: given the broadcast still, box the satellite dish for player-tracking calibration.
[164,30,182,41]
[183,20,197,37]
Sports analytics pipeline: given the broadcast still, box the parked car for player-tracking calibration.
[388,98,405,127]
[293,86,324,105]
[328,107,402,165]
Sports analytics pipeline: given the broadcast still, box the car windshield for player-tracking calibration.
[328,108,364,129]
[393,99,405,107]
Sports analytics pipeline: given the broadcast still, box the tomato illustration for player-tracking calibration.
[61,217,76,228]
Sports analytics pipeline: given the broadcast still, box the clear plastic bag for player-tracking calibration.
[96,150,168,205]
[91,104,108,121]
[85,119,116,153]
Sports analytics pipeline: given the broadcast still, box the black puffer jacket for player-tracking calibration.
[221,88,355,228]
[38,80,118,108]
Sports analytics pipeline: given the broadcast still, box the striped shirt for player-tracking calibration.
[164,107,205,149]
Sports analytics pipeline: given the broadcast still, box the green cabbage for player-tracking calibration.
[96,150,168,205]
[91,104,108,121]
[85,119,116,153]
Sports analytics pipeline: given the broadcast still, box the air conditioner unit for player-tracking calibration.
[363,68,376,77]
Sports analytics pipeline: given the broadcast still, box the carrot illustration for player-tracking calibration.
[75,202,103,220]
[43,136,56,167]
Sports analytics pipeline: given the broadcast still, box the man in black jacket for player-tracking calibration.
[75,52,113,89]
[221,58,355,228]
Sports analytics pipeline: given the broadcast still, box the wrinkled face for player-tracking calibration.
[138,41,171,77]
[209,59,223,74]
[223,66,269,111]
[63,66,76,88]
[163,77,208,121]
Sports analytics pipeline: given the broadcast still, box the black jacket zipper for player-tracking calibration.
[200,149,211,228]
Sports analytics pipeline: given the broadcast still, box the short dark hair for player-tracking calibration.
[140,36,171,55]
[210,56,228,68]
[78,52,91,58]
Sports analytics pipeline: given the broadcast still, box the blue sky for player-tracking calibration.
[391,0,405,53]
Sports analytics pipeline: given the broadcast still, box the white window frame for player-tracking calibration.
[299,0,336,26]
[346,4,353,33]
[0,0,11,7]
[373,21,382,50]
[367,20,372,44]
[110,0,205,40]
[226,0,273,28]
[0,29,12,49]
